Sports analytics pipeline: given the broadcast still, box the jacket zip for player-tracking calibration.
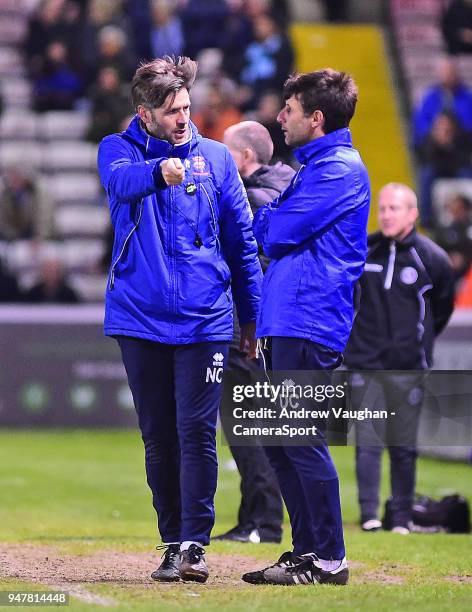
[384,241,396,290]
[109,202,144,290]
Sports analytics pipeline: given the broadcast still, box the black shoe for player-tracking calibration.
[264,554,349,586]
[213,526,282,544]
[151,544,180,582]
[241,551,297,585]
[179,544,209,583]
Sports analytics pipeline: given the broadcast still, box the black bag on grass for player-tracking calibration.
[382,494,471,533]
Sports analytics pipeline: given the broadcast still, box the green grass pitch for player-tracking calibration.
[0,430,470,610]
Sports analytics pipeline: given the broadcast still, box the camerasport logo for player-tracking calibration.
[205,352,224,383]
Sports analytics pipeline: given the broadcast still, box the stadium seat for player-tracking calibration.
[54,205,109,238]
[69,272,108,301]
[0,141,42,170]
[38,111,91,141]
[1,77,32,109]
[62,239,105,272]
[0,14,27,45]
[0,46,25,77]
[39,172,101,205]
[0,110,38,139]
[41,141,98,172]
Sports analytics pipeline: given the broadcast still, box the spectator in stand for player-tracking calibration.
[33,41,83,112]
[412,58,472,150]
[180,0,229,58]
[442,0,472,55]
[24,257,79,303]
[221,0,254,82]
[86,66,131,143]
[244,0,291,30]
[240,13,294,106]
[32,40,83,111]
[0,168,55,241]
[0,258,22,303]
[321,0,350,22]
[435,194,472,281]
[95,25,136,83]
[417,111,472,226]
[148,0,185,59]
[24,0,67,76]
[79,0,135,85]
[192,84,243,142]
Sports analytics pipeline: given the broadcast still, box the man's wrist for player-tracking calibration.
[153,159,168,189]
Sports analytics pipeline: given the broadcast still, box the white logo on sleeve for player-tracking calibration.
[400,266,418,285]
[205,352,224,383]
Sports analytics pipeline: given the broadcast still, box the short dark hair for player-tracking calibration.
[131,56,197,111]
[283,69,358,134]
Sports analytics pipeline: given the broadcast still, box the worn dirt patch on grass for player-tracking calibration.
[444,575,472,584]
[0,543,270,588]
[0,543,437,589]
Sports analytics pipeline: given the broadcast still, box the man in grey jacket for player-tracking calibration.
[213,121,294,544]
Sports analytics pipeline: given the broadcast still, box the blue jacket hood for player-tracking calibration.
[123,115,200,159]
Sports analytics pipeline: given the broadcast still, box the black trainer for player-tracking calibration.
[241,551,297,585]
[213,526,281,544]
[151,544,181,582]
[264,554,349,586]
[179,544,209,583]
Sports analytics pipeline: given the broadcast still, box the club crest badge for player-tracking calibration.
[192,156,206,172]
[400,266,418,285]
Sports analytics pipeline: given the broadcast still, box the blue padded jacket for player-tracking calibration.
[253,128,370,353]
[97,116,262,343]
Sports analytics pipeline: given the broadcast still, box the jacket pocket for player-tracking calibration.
[109,203,144,289]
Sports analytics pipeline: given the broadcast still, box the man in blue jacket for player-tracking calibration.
[242,69,370,586]
[97,56,261,584]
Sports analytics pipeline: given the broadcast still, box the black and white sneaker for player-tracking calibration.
[361,519,382,532]
[264,554,349,586]
[179,544,209,583]
[151,544,181,582]
[241,551,298,585]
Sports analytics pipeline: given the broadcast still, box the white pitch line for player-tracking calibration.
[47,583,116,607]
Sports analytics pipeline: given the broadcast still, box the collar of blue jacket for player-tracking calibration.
[294,127,353,164]
[124,114,200,159]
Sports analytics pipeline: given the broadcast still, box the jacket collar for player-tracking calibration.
[123,115,200,159]
[371,227,417,249]
[294,128,353,164]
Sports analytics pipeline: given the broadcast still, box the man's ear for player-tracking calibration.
[243,147,254,163]
[312,109,324,130]
[137,105,152,124]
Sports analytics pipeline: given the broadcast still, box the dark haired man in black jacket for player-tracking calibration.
[213,121,295,544]
[345,182,454,533]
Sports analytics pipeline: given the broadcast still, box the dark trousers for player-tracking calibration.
[222,348,283,539]
[117,336,229,545]
[263,337,346,559]
[353,374,423,528]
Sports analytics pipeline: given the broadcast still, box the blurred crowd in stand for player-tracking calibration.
[1,0,472,303]
[409,1,472,298]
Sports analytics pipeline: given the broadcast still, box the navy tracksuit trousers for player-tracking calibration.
[264,337,346,560]
[117,336,229,546]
